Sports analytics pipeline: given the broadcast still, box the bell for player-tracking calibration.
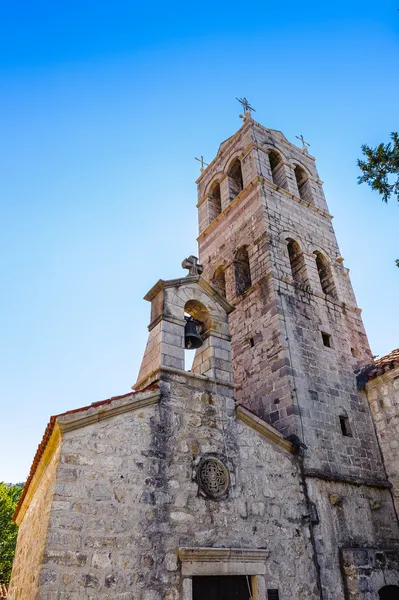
[184,317,203,349]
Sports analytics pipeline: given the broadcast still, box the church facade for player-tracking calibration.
[8,112,399,600]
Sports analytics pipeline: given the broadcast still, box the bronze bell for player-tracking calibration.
[184,317,203,349]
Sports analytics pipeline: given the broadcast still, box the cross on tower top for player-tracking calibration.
[194,156,209,171]
[296,134,310,153]
[182,255,204,277]
[236,97,256,114]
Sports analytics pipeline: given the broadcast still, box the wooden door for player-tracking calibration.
[379,586,399,600]
[192,576,252,600]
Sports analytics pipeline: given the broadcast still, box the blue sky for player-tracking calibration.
[1,1,398,482]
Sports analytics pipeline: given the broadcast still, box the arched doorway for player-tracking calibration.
[379,585,399,600]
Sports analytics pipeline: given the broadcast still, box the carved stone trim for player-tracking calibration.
[197,457,230,499]
[178,547,269,576]
[236,405,296,454]
[57,391,160,433]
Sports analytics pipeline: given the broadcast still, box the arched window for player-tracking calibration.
[314,251,337,297]
[287,239,307,284]
[294,165,313,204]
[212,267,226,298]
[234,247,252,295]
[228,158,243,199]
[209,181,222,220]
[268,150,288,189]
[379,586,399,600]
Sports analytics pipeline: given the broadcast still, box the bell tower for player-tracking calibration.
[196,110,385,483]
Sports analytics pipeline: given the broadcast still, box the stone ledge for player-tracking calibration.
[236,405,296,454]
[178,547,269,576]
[57,390,160,433]
[304,468,392,490]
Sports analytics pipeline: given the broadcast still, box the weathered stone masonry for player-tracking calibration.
[8,112,399,600]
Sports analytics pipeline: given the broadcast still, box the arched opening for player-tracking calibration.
[234,247,252,296]
[212,267,226,298]
[268,150,288,189]
[184,300,209,372]
[286,238,307,284]
[379,585,399,600]
[314,251,337,297]
[209,181,222,220]
[228,158,243,199]
[294,165,313,203]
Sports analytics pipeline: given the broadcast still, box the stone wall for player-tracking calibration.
[306,478,399,600]
[8,435,61,600]
[197,117,383,483]
[366,367,399,514]
[341,548,399,599]
[27,374,320,600]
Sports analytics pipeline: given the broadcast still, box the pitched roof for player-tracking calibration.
[367,348,399,382]
[14,384,158,520]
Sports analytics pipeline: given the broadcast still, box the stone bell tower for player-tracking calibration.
[196,110,385,484]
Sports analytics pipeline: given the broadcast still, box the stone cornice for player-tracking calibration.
[197,175,332,243]
[144,276,200,302]
[15,424,61,526]
[57,390,160,433]
[178,546,269,576]
[236,405,296,454]
[366,364,399,389]
[304,468,392,489]
[133,365,236,393]
[144,276,234,317]
[179,547,269,563]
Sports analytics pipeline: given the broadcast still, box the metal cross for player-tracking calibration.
[182,255,204,277]
[194,156,209,169]
[236,97,256,113]
[296,134,310,151]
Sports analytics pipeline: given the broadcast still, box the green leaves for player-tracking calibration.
[357,132,399,203]
[0,483,23,586]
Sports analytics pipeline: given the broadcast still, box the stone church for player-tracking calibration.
[8,110,399,600]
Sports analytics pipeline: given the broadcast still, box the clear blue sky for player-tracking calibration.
[1,1,398,482]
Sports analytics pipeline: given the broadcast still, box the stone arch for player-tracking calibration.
[185,299,212,335]
[212,266,227,298]
[314,251,337,297]
[208,180,222,220]
[292,163,313,204]
[234,246,252,295]
[221,148,245,174]
[262,144,289,163]
[268,149,288,189]
[286,238,308,285]
[205,171,225,196]
[227,157,244,200]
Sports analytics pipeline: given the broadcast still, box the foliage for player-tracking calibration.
[358,132,399,267]
[0,483,23,587]
[357,132,399,203]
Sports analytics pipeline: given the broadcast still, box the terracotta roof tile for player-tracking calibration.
[14,384,159,521]
[367,348,399,382]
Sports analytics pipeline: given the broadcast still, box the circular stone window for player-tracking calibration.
[197,457,230,499]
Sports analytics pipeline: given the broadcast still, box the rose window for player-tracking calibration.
[197,457,229,499]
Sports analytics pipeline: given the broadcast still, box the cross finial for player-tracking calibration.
[182,255,204,277]
[236,97,256,116]
[296,134,310,153]
[194,156,209,172]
